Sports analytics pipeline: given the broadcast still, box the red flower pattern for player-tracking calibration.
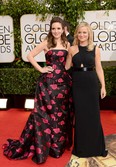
[57,93,63,98]
[55,69,61,74]
[50,84,57,90]
[53,128,60,134]
[57,51,64,56]
[3,49,73,165]
[58,78,63,82]
[44,128,51,134]
[47,105,52,110]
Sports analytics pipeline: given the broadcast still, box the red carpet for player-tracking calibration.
[0,109,116,167]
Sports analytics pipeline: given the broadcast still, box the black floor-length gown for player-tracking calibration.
[72,45,107,157]
[3,49,73,164]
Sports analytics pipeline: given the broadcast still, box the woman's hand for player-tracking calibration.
[101,87,106,99]
[41,66,54,73]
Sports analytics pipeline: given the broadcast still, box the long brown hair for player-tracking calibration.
[46,16,68,49]
[73,22,94,51]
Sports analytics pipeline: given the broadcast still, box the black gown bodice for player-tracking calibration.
[72,45,96,68]
[45,49,68,69]
[43,49,71,84]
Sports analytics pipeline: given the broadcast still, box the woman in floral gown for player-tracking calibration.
[3,17,73,164]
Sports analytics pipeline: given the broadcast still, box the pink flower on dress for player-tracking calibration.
[19,137,24,144]
[30,145,35,150]
[47,104,52,110]
[50,100,56,104]
[48,90,52,94]
[59,136,65,141]
[47,50,53,55]
[28,152,34,157]
[59,57,65,62]
[37,131,43,136]
[57,112,62,117]
[57,93,63,98]
[44,128,51,134]
[53,128,60,134]
[52,143,58,148]
[33,108,37,113]
[52,64,57,69]
[50,114,56,121]
[36,122,41,126]
[40,106,46,111]
[47,73,53,78]
[42,118,48,123]
[59,120,65,125]
[58,78,63,83]
[50,84,58,90]
[41,92,45,96]
[55,69,61,74]
[8,151,13,157]
[29,125,33,129]
[16,148,23,153]
[57,51,64,56]
[36,148,42,154]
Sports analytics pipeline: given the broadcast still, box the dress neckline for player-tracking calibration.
[79,45,87,48]
[45,49,68,55]
[49,49,68,51]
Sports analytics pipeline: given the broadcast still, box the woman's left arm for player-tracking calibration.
[65,46,73,70]
[95,46,106,99]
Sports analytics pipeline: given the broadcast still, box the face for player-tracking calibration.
[77,26,89,44]
[51,22,64,39]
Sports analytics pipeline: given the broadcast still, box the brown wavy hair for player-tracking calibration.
[73,22,94,51]
[46,16,68,49]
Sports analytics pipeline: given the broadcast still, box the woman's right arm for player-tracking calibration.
[27,40,53,73]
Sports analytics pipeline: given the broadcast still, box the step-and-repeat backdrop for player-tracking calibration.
[0,10,116,63]
[0,15,14,62]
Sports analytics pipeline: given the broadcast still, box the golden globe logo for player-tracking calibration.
[91,21,116,51]
[20,14,52,62]
[84,10,116,61]
[0,15,14,63]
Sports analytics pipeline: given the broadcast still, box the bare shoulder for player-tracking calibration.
[69,45,79,56]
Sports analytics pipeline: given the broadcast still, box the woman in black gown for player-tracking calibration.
[65,22,108,166]
[3,17,73,164]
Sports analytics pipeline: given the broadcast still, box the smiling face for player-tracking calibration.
[77,26,89,45]
[51,22,64,39]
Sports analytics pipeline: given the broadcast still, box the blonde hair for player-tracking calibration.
[73,22,94,51]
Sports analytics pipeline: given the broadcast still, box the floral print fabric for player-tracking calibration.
[3,50,73,164]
